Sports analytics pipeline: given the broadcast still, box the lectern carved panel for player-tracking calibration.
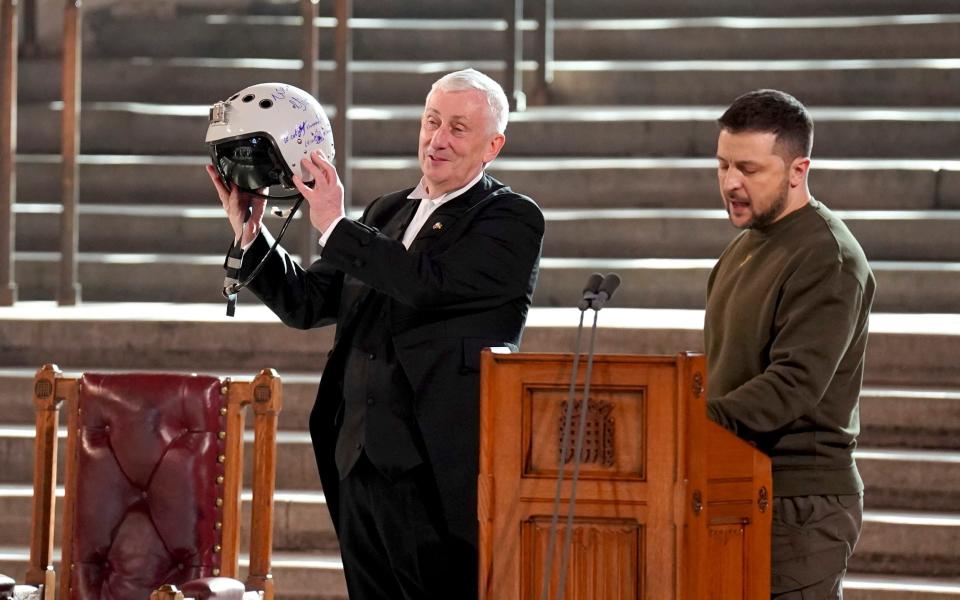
[559,400,615,467]
[521,516,642,600]
[523,385,646,480]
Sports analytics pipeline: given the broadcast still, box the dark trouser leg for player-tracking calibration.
[338,455,477,600]
[770,494,863,600]
[338,455,403,600]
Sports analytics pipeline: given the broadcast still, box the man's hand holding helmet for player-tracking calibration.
[293,150,345,236]
[204,164,266,247]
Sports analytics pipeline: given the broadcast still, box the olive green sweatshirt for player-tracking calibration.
[705,200,876,497]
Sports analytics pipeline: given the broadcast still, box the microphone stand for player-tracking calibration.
[539,273,620,600]
[555,306,600,600]
[539,275,603,600]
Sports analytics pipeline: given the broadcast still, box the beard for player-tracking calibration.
[726,176,790,230]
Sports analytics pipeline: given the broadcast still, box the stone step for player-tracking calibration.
[543,59,960,107]
[852,510,960,578]
[0,304,956,387]
[491,258,960,315]
[13,155,960,211]
[856,448,960,512]
[844,574,960,600]
[13,204,960,262]
[16,102,960,159]
[544,16,960,61]
[0,486,336,552]
[9,251,960,313]
[232,0,960,19]
[0,547,348,600]
[82,13,960,61]
[858,388,960,450]
[17,57,960,106]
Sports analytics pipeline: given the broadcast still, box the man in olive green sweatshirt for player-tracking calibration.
[705,89,876,599]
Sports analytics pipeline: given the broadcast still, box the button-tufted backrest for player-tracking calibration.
[69,373,226,599]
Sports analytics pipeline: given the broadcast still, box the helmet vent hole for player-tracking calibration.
[259,99,274,109]
[242,94,255,103]
[229,94,239,101]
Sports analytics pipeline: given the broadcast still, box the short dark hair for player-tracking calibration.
[718,89,814,160]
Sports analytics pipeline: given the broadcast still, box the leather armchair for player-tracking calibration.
[0,366,282,600]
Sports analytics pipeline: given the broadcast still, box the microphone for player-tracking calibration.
[590,273,621,310]
[576,273,604,311]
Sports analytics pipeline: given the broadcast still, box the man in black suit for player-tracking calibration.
[206,69,544,599]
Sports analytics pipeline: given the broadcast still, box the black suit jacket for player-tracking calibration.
[240,174,544,545]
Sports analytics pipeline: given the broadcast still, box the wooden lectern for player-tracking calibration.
[478,350,771,600]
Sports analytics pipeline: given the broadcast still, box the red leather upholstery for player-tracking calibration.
[71,374,227,599]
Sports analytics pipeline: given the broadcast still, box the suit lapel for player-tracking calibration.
[408,174,500,250]
[380,197,420,241]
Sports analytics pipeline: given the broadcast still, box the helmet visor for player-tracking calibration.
[211,135,291,192]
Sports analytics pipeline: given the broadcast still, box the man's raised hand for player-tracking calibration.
[205,164,266,247]
[293,150,346,235]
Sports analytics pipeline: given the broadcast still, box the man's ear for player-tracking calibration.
[790,156,811,188]
[483,133,507,164]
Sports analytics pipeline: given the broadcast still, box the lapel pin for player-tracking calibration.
[432,222,443,230]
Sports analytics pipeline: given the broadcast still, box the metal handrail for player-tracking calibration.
[0,0,83,306]
[294,0,352,261]
[505,0,555,110]
[504,0,525,111]
[58,0,81,305]
[0,0,18,305]
[333,0,353,209]
[299,0,320,263]
[532,0,555,105]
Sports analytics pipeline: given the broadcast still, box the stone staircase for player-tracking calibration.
[3,0,960,597]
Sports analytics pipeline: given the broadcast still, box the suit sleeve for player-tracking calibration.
[319,194,545,311]
[706,248,866,434]
[238,225,345,330]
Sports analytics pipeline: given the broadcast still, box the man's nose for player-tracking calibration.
[721,168,742,193]
[430,127,450,148]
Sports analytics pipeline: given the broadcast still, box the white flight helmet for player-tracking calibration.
[205,82,335,196]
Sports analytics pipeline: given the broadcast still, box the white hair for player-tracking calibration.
[428,68,509,135]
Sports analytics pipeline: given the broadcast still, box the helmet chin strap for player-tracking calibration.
[222,192,305,317]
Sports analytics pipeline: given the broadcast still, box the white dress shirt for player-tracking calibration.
[319,170,484,249]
